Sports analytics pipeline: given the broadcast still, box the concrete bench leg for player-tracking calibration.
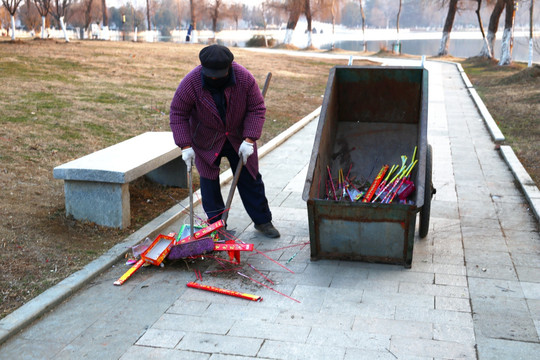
[64,181,130,228]
[146,157,187,188]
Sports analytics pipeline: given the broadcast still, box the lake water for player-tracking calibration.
[191,28,538,64]
[329,37,536,63]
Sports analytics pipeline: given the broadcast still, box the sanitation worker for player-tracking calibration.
[170,44,280,238]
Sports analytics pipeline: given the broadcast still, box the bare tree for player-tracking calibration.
[268,0,302,44]
[396,0,402,53]
[229,2,242,30]
[20,0,41,34]
[304,0,312,47]
[474,0,491,57]
[529,0,535,66]
[207,0,223,39]
[498,0,516,65]
[146,0,151,30]
[1,0,23,40]
[438,0,459,56]
[359,0,366,52]
[83,0,95,31]
[317,0,344,49]
[51,0,73,42]
[101,0,107,26]
[1,7,9,33]
[187,0,200,42]
[479,0,504,58]
[34,0,51,38]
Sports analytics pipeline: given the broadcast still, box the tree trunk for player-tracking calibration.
[396,0,402,50]
[146,0,152,31]
[305,0,312,47]
[529,0,535,67]
[499,0,516,65]
[479,0,505,57]
[475,0,491,57]
[331,0,336,49]
[101,0,108,26]
[189,0,196,42]
[85,0,94,33]
[11,15,16,41]
[60,16,69,42]
[359,0,366,52]
[283,7,301,44]
[438,0,458,56]
[41,16,46,39]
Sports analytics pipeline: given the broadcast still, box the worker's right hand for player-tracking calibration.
[182,147,195,172]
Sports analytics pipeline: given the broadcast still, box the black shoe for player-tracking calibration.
[254,222,280,238]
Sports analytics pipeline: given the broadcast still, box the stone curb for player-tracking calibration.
[455,63,505,143]
[455,63,539,225]
[499,145,540,223]
[0,107,321,346]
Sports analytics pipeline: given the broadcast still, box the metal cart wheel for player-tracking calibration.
[419,144,435,238]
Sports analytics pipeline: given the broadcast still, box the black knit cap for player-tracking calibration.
[199,44,234,78]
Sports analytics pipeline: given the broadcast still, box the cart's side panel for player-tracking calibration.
[336,67,424,125]
[303,67,339,201]
[413,68,430,208]
[310,200,416,266]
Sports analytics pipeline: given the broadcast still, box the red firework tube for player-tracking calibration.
[186,282,262,301]
[213,243,254,252]
[363,165,389,202]
[193,220,224,239]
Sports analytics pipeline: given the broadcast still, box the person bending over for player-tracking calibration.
[170,44,280,238]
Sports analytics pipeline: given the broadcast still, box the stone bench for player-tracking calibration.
[53,132,186,228]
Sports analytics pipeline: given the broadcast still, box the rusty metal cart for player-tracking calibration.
[302,66,435,268]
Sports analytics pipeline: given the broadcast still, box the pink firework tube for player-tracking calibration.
[186,282,262,302]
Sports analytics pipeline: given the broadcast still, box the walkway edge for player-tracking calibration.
[499,145,540,222]
[455,63,539,225]
[0,107,321,346]
[455,63,505,143]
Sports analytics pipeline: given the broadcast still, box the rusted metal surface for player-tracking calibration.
[303,66,429,267]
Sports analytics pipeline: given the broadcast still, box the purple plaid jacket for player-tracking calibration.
[170,62,266,180]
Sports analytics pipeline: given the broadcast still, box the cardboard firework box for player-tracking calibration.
[141,234,176,266]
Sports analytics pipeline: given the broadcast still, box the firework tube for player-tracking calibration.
[186,281,262,302]
[114,259,145,286]
[327,166,338,200]
[386,160,418,203]
[363,165,389,202]
[372,164,398,202]
[373,156,407,202]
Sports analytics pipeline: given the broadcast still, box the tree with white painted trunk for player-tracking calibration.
[34,0,51,39]
[359,0,367,52]
[474,0,491,58]
[498,0,516,65]
[207,0,224,42]
[479,0,505,58]
[438,0,459,56]
[51,0,73,42]
[1,0,23,41]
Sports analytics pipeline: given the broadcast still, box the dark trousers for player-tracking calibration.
[199,140,272,226]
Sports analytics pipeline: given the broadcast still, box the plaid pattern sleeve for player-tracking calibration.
[169,63,266,180]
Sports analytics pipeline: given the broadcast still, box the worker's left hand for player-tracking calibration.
[238,140,254,164]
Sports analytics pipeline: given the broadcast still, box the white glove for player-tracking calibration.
[238,140,254,164]
[182,147,195,172]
